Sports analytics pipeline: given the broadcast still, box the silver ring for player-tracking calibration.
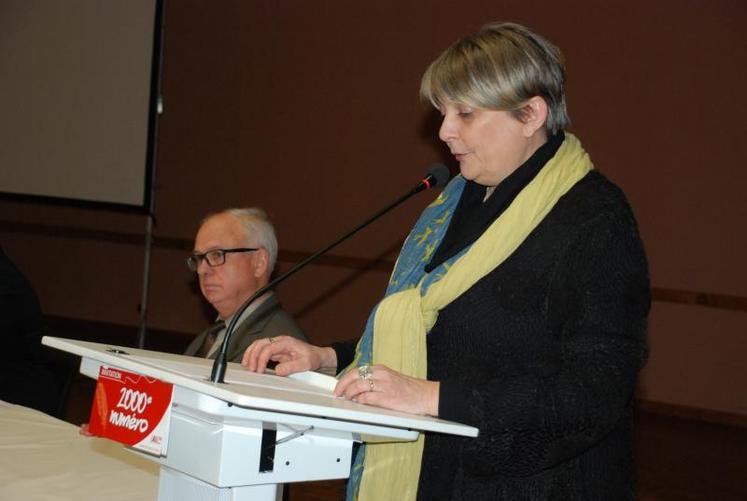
[358,364,372,380]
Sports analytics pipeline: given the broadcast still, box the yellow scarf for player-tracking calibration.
[356,134,592,501]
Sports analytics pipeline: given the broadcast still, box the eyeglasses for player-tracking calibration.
[186,248,259,271]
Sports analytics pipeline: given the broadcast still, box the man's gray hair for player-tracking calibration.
[215,207,278,274]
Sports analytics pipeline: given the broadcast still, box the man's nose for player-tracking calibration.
[196,258,211,275]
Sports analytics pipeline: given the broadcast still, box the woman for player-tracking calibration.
[243,22,649,501]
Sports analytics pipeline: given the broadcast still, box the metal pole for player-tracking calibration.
[137,214,155,348]
[136,0,166,348]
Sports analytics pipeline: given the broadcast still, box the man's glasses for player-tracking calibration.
[186,248,258,272]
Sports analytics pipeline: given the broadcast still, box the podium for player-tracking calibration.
[43,336,478,501]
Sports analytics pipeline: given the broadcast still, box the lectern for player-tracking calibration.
[43,336,478,501]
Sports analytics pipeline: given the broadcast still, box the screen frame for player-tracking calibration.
[0,0,165,215]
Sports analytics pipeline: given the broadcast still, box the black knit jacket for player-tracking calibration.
[333,168,650,500]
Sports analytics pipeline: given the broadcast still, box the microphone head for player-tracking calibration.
[425,163,451,189]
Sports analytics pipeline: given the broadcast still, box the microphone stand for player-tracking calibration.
[209,165,448,383]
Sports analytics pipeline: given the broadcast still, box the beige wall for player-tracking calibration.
[1,0,745,418]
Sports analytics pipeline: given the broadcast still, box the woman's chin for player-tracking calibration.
[458,166,477,181]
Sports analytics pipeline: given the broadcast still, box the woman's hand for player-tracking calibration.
[241,335,337,376]
[334,364,440,416]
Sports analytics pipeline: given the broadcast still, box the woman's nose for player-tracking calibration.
[439,115,455,143]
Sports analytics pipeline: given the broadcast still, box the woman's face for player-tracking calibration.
[438,101,546,187]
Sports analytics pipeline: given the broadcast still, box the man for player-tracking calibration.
[80,207,305,435]
[184,208,306,362]
[0,247,60,415]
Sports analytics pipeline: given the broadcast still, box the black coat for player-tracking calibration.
[419,171,650,500]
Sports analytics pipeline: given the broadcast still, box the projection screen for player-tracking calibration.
[0,0,163,212]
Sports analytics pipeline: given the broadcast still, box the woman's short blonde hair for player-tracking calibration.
[420,22,569,134]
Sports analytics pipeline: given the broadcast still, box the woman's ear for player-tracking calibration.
[521,96,549,137]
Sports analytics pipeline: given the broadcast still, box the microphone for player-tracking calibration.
[417,163,450,192]
[209,164,451,383]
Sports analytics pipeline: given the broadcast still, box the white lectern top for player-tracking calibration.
[43,336,478,439]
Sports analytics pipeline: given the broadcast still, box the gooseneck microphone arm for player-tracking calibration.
[209,164,451,383]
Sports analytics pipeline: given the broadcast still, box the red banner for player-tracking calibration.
[88,366,174,456]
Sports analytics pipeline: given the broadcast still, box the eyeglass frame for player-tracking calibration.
[186,247,259,272]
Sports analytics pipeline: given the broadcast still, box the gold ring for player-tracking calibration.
[358,364,372,380]
[368,379,375,392]
[268,337,276,344]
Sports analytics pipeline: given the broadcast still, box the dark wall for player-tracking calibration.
[1,0,745,416]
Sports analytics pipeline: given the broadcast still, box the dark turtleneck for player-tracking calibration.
[425,130,565,272]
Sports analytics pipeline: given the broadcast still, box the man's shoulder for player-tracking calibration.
[237,295,307,340]
[263,301,307,340]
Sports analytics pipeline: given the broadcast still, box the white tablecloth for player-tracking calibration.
[0,401,159,500]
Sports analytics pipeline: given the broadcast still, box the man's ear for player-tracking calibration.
[253,248,270,278]
[521,96,549,137]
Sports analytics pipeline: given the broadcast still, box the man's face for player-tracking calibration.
[192,214,264,319]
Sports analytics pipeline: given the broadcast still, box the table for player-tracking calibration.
[0,400,159,500]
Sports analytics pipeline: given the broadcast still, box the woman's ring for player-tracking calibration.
[368,379,375,392]
[358,364,372,380]
[268,337,276,344]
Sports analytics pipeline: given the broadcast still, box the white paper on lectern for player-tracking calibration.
[42,336,478,439]
[285,370,338,392]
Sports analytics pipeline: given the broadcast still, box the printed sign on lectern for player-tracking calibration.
[88,366,174,456]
